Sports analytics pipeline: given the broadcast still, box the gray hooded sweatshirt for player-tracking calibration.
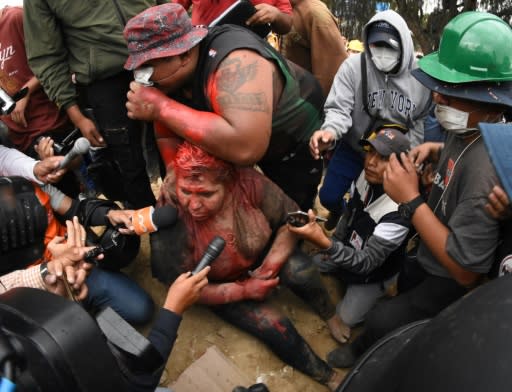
[321,10,432,151]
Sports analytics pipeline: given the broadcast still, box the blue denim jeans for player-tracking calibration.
[319,140,364,214]
[84,268,154,325]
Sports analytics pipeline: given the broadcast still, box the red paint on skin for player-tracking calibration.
[158,99,217,144]
[208,70,221,115]
[170,145,277,303]
[273,320,287,335]
[199,235,255,281]
[155,121,178,166]
[247,308,288,336]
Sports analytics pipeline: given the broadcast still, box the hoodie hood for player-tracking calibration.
[363,10,416,75]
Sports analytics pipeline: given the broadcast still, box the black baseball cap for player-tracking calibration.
[367,21,400,49]
[359,128,410,157]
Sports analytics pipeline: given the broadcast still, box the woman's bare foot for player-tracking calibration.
[326,314,351,344]
[326,369,345,391]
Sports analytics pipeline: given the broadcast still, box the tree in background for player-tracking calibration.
[328,0,511,55]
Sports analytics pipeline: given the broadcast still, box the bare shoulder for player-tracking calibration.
[210,49,274,113]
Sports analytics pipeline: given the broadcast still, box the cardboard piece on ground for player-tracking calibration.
[170,345,252,392]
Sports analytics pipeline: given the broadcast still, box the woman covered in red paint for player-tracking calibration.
[150,142,345,390]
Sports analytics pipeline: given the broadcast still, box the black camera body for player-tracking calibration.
[84,226,140,270]
[0,288,129,391]
[0,87,28,116]
[0,87,16,116]
[35,128,81,155]
[0,288,162,392]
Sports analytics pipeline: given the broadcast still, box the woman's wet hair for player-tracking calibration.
[173,141,235,184]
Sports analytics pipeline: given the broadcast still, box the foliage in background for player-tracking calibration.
[326,0,512,55]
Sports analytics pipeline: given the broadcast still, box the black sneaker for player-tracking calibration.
[327,345,357,368]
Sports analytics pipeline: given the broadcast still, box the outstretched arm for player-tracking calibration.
[128,266,209,392]
[288,209,409,275]
[247,3,292,35]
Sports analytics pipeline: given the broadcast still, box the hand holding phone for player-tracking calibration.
[286,211,327,227]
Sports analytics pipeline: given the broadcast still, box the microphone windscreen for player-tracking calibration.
[208,236,226,254]
[191,236,226,274]
[152,205,178,229]
[74,137,91,154]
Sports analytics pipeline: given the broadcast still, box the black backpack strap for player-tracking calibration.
[361,53,370,116]
[360,54,379,139]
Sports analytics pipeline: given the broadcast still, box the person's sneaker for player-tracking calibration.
[327,345,357,368]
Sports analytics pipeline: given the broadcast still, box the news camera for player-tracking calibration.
[0,288,162,392]
[35,128,82,155]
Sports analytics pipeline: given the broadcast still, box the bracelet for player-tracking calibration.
[40,262,50,280]
[132,206,157,235]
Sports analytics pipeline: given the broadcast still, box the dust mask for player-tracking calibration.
[434,104,478,135]
[370,46,400,72]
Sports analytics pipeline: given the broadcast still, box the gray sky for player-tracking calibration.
[1,0,23,6]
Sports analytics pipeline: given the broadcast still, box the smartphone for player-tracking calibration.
[286,211,327,227]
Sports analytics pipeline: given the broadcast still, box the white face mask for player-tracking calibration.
[435,103,504,135]
[370,46,400,72]
[133,66,154,86]
[434,104,477,135]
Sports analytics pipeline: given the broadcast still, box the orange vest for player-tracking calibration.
[29,185,67,266]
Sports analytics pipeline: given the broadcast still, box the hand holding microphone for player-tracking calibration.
[131,205,178,235]
[57,137,90,170]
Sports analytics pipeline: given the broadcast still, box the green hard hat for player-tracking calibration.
[419,11,512,83]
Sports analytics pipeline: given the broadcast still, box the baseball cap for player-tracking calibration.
[124,4,208,70]
[479,122,512,200]
[359,127,410,157]
[347,39,364,53]
[367,21,400,49]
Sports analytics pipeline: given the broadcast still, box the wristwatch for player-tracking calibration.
[398,195,424,219]
[39,262,50,281]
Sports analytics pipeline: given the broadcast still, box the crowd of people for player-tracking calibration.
[1,1,511,391]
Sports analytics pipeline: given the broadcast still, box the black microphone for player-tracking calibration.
[57,137,90,170]
[192,236,226,275]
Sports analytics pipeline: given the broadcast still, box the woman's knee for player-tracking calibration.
[86,269,154,325]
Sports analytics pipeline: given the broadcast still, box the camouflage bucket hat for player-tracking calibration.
[124,3,208,70]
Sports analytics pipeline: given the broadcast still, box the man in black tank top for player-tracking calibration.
[123,3,324,210]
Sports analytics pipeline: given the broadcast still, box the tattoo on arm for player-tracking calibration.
[215,57,269,113]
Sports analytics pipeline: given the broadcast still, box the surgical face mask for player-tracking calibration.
[434,104,478,135]
[370,46,400,72]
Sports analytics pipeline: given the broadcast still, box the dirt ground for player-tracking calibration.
[125,181,351,392]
